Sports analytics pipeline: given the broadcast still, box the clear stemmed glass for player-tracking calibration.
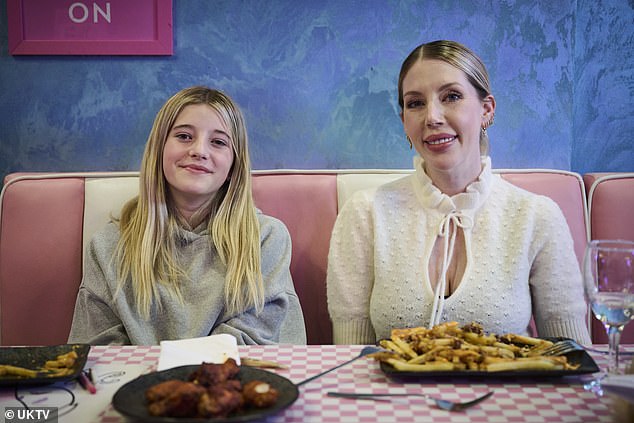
[583,239,634,381]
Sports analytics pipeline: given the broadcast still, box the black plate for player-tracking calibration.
[379,338,600,378]
[0,344,90,386]
[112,365,299,422]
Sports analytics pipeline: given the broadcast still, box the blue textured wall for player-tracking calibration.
[0,0,632,181]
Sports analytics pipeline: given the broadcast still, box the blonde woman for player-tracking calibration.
[69,86,306,345]
[327,41,591,345]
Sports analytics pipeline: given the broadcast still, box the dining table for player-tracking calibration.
[1,344,632,423]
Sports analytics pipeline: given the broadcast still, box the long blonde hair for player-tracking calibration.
[398,40,494,155]
[115,86,263,317]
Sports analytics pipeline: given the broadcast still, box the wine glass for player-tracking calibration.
[583,239,634,378]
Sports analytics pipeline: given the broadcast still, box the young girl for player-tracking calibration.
[69,86,306,345]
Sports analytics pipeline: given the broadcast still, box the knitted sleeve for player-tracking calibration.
[529,197,592,345]
[327,190,377,344]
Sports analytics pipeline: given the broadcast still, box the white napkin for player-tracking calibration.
[602,374,634,403]
[157,334,240,371]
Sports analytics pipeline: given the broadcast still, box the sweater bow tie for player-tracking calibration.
[429,210,474,328]
[438,210,473,236]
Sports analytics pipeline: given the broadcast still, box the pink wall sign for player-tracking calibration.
[7,0,173,55]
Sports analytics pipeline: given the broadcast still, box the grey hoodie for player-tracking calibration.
[68,211,306,345]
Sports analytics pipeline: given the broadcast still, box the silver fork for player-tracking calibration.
[327,390,494,412]
[296,346,386,386]
[541,339,584,356]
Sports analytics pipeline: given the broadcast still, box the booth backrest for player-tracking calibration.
[583,172,634,344]
[584,173,634,242]
[0,169,590,346]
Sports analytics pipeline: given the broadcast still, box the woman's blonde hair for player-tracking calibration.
[397,40,493,155]
[115,86,263,317]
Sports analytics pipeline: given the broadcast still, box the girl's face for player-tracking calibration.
[162,104,234,216]
[401,59,494,186]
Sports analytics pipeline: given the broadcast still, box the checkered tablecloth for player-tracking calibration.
[87,344,632,423]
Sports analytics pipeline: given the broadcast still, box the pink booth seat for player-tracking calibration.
[0,174,85,346]
[252,173,337,345]
[583,172,634,344]
[1,169,591,347]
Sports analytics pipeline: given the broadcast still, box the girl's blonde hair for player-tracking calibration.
[115,86,263,317]
[398,40,494,155]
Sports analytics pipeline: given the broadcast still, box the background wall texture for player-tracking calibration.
[0,0,632,181]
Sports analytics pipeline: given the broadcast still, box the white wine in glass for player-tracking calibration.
[583,239,634,375]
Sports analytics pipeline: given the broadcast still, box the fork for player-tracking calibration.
[541,339,585,356]
[327,390,494,412]
[296,346,385,386]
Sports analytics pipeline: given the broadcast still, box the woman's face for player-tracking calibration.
[162,104,235,215]
[401,59,494,186]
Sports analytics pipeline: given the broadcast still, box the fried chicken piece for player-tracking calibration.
[198,381,245,418]
[188,358,240,387]
[146,380,190,403]
[242,380,279,408]
[147,381,206,417]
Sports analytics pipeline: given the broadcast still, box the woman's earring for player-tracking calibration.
[482,113,495,131]
[407,136,413,149]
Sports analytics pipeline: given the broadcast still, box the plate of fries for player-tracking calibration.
[372,322,599,377]
[0,344,90,386]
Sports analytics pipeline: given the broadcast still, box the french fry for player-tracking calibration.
[391,336,418,360]
[379,339,406,356]
[479,345,515,359]
[386,358,454,372]
[0,365,39,378]
[507,334,553,347]
[463,331,497,346]
[485,357,561,372]
[45,350,78,369]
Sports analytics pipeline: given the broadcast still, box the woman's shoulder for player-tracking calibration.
[346,174,414,207]
[492,175,564,217]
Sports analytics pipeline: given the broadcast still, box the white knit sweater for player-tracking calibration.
[327,156,591,345]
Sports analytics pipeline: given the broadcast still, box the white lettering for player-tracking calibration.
[69,2,111,24]
[94,3,111,23]
[68,2,89,23]
[36,410,51,419]
[15,408,51,419]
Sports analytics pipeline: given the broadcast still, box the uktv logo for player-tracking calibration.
[4,407,58,423]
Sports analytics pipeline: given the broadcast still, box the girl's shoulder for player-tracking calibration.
[255,209,291,240]
[89,221,121,248]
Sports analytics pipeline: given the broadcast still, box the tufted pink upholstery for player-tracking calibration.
[0,169,593,346]
[583,173,634,344]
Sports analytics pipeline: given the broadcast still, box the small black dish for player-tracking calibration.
[0,344,90,386]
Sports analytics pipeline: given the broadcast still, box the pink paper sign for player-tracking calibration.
[7,0,173,55]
